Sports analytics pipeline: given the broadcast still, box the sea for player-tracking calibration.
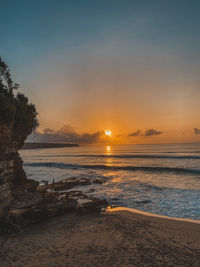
[20,143,200,220]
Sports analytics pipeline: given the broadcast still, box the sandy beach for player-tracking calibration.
[0,209,200,267]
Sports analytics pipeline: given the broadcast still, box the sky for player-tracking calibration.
[1,0,200,144]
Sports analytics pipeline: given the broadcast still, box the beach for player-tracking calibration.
[1,2,200,266]
[1,209,200,267]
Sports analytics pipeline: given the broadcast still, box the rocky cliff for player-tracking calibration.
[0,57,39,220]
[0,58,108,231]
[0,125,27,218]
[0,125,108,233]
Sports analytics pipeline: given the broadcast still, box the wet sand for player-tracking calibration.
[0,209,200,267]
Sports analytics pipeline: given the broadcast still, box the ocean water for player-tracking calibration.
[20,143,200,220]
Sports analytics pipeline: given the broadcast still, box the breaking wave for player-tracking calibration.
[40,154,200,159]
[24,162,200,175]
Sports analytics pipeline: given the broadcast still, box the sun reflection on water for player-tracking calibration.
[106,146,111,154]
[105,146,113,166]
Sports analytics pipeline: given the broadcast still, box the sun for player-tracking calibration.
[105,130,112,136]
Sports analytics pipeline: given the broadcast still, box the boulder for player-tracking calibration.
[92,177,106,184]
[38,177,92,192]
[0,190,108,233]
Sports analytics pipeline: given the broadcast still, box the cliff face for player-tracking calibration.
[0,125,27,218]
[0,57,39,221]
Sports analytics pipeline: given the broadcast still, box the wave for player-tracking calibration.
[24,162,200,175]
[38,154,200,159]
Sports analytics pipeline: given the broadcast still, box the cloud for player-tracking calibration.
[27,125,103,144]
[128,128,163,138]
[144,128,163,137]
[194,128,200,135]
[58,124,77,134]
[43,128,55,135]
[128,130,141,137]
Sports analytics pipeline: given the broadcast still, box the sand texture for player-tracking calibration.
[0,210,200,267]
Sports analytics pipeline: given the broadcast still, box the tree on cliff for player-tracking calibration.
[0,57,39,148]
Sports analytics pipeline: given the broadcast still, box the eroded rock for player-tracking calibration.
[92,177,106,184]
[38,176,106,193]
[38,177,92,192]
[0,174,108,233]
[0,189,108,233]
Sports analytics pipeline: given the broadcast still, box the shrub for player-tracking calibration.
[0,89,16,124]
[0,57,39,148]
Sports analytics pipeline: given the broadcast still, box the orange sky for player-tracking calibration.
[28,45,200,144]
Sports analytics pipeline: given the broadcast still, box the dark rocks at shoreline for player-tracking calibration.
[135,200,151,205]
[1,191,108,233]
[93,177,106,184]
[38,176,106,192]
[39,177,92,191]
[0,177,108,234]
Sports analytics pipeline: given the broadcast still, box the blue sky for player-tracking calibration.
[2,0,200,70]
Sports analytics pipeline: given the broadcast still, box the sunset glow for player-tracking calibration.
[1,1,200,145]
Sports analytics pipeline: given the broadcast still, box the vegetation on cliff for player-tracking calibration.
[0,57,38,147]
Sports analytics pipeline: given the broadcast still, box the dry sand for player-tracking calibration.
[0,209,200,267]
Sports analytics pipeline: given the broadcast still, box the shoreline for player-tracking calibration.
[107,206,200,224]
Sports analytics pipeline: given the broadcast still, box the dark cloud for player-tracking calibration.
[194,128,200,135]
[144,128,163,137]
[128,130,141,137]
[58,124,77,134]
[128,129,163,138]
[27,125,103,144]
